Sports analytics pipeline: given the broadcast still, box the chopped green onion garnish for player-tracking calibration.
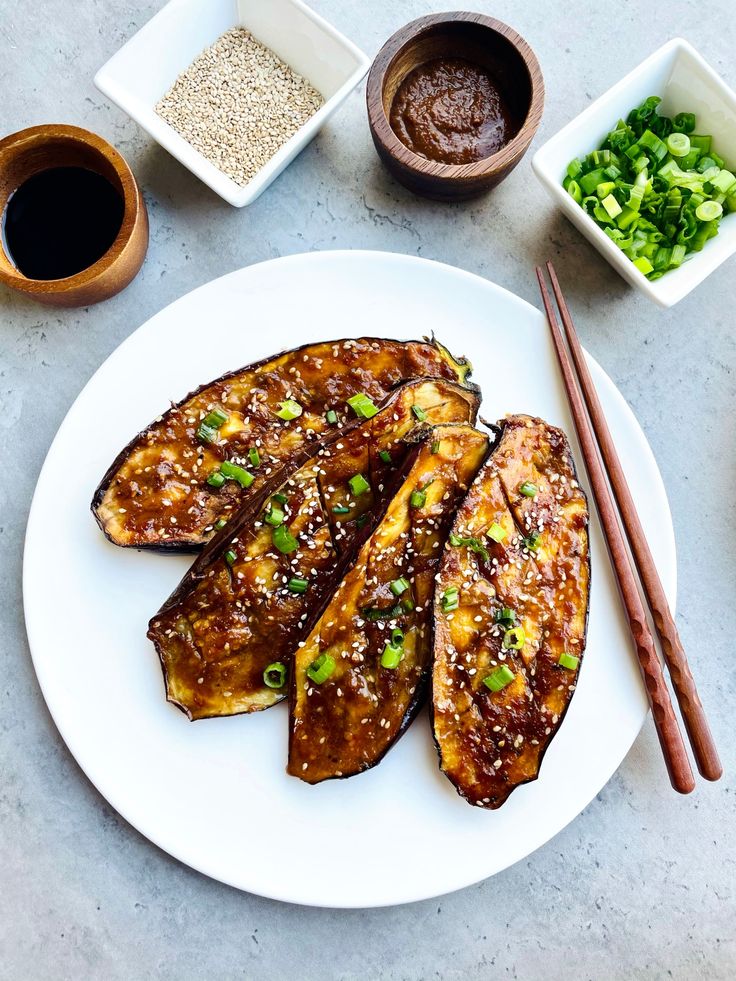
[483,665,515,692]
[202,408,228,429]
[356,513,370,529]
[441,587,459,613]
[381,642,403,670]
[307,652,336,684]
[361,603,402,621]
[519,481,538,498]
[487,522,506,543]
[391,628,404,646]
[207,471,226,488]
[411,404,428,421]
[431,440,440,454]
[272,524,298,554]
[332,504,351,515]
[503,626,526,650]
[287,577,308,594]
[326,409,338,424]
[196,422,217,444]
[390,577,410,596]
[401,597,415,613]
[220,460,254,489]
[410,489,426,509]
[559,651,580,671]
[263,662,287,689]
[523,533,541,551]
[448,533,489,563]
[275,399,303,421]
[214,517,227,530]
[346,393,379,419]
[379,449,392,464]
[272,492,288,505]
[348,473,370,496]
[494,607,516,626]
[265,504,285,527]
[224,549,237,566]
[248,447,260,468]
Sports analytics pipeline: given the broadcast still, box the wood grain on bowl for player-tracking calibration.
[0,124,148,306]
[367,13,544,201]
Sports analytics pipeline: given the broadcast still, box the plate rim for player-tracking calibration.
[23,250,676,907]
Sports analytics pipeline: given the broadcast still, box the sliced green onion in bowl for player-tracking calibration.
[666,132,691,157]
[695,200,723,222]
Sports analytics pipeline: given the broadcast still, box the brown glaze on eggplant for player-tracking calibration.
[431,415,590,809]
[93,337,474,550]
[147,380,480,720]
[288,424,490,783]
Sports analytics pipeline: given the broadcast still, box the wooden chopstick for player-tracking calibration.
[535,266,695,795]
[545,261,722,783]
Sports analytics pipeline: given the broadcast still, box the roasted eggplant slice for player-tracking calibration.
[93,337,474,550]
[288,424,490,783]
[431,414,590,809]
[147,380,480,720]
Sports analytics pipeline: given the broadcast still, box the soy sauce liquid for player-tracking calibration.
[1,167,124,280]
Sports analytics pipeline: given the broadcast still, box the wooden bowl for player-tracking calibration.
[0,124,148,306]
[367,13,544,202]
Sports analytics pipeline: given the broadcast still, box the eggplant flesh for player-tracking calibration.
[431,415,590,809]
[288,424,490,784]
[147,380,480,720]
[93,337,474,550]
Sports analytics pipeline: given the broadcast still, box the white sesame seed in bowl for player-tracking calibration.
[94,0,370,206]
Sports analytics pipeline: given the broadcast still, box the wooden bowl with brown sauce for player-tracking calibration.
[0,124,148,306]
[367,13,544,201]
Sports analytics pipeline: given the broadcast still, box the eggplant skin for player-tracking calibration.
[288,424,490,784]
[147,379,481,720]
[431,415,590,809]
[92,336,476,551]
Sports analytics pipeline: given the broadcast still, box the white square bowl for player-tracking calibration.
[532,38,736,307]
[94,0,370,207]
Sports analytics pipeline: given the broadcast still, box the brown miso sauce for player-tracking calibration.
[1,166,124,280]
[389,57,521,165]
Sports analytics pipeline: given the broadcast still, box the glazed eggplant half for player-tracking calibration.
[289,424,490,784]
[93,337,474,550]
[431,414,590,809]
[147,379,480,720]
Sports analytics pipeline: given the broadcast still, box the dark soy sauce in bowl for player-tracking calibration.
[1,166,124,280]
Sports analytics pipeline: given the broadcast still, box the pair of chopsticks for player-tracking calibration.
[536,261,721,794]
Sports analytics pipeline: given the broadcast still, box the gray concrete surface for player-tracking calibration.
[1,1,734,978]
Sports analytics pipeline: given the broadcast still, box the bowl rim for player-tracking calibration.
[366,11,545,179]
[0,123,144,292]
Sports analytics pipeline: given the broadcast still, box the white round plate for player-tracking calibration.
[24,251,675,908]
